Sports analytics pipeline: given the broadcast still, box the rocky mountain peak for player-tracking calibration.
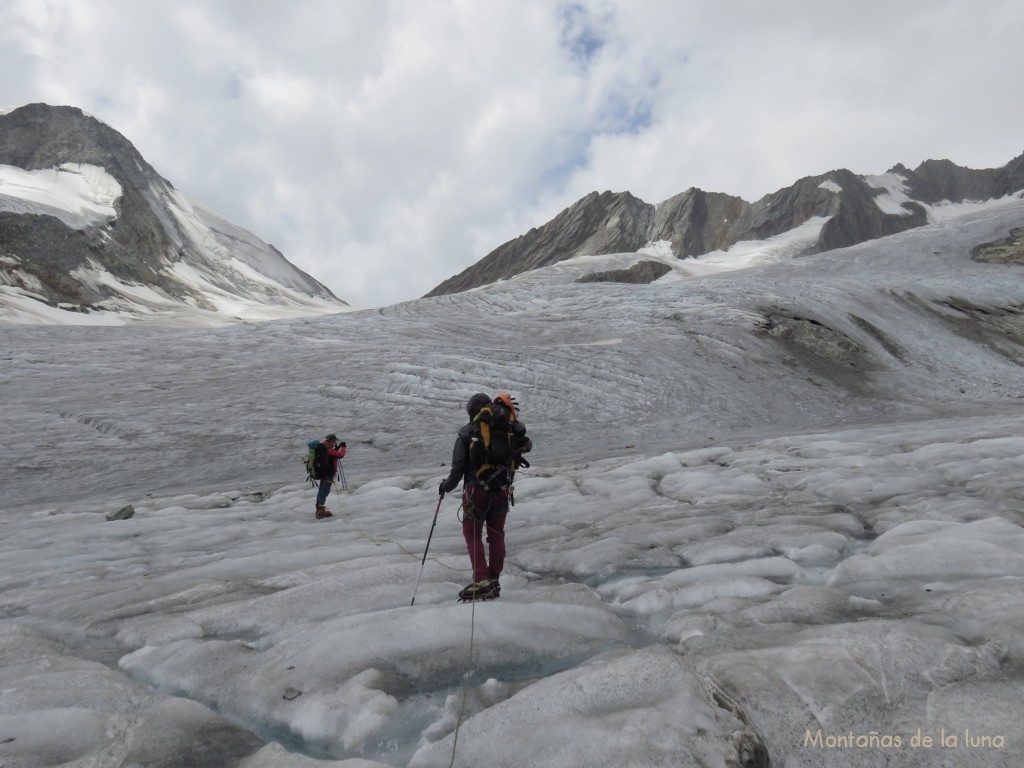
[0,103,345,325]
[426,151,1024,297]
[1,103,156,177]
[425,189,653,297]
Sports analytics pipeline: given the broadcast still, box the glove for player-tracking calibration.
[438,481,446,498]
[340,441,346,448]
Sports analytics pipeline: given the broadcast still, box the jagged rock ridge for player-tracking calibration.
[0,103,346,324]
[426,153,1024,297]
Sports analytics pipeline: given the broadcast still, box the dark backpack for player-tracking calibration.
[468,394,529,490]
[304,439,332,483]
[312,441,333,481]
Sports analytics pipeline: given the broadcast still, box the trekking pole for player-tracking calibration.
[333,473,344,514]
[411,495,443,606]
[338,462,348,490]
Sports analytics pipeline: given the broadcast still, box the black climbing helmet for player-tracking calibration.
[467,392,491,419]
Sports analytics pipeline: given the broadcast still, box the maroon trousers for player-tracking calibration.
[461,483,509,583]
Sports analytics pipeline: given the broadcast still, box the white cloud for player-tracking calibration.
[2,0,1023,307]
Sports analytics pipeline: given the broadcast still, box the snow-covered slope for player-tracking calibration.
[0,160,347,325]
[0,162,121,227]
[1,196,1023,767]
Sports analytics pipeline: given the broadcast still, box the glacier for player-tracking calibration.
[1,195,1023,766]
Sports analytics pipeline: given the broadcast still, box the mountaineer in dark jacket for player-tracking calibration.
[439,392,532,600]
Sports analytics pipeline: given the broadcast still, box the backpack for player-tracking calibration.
[305,439,332,482]
[468,394,529,490]
[314,441,334,481]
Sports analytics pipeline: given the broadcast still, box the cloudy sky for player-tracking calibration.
[3,1,1023,308]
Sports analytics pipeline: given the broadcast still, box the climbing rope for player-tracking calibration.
[447,515,481,768]
[329,483,491,767]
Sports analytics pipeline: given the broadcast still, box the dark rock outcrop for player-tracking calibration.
[575,260,672,284]
[972,227,1024,264]
[106,504,136,521]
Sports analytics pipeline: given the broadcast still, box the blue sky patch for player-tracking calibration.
[558,2,606,68]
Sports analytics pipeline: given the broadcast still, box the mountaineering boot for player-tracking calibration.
[315,505,334,519]
[458,578,500,601]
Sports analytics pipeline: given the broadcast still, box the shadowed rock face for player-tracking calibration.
[898,156,1024,204]
[0,103,338,315]
[426,153,1024,297]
